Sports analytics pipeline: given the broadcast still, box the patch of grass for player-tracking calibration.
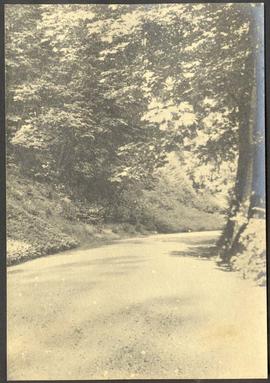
[6,170,151,265]
[7,170,82,265]
[230,218,266,286]
[7,168,225,265]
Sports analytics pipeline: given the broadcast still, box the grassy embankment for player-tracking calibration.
[230,218,266,286]
[7,169,225,266]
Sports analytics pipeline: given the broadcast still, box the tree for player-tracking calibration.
[6,3,264,259]
[218,4,265,262]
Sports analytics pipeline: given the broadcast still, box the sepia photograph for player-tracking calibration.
[5,2,267,380]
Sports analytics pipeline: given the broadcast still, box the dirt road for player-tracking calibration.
[7,231,267,379]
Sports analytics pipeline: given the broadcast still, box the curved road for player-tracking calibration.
[8,231,267,379]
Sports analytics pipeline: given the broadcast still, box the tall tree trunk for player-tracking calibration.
[218,5,264,263]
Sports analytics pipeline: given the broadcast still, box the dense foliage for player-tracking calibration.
[6,4,265,280]
[6,4,244,194]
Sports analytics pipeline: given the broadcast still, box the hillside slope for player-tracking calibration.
[7,169,119,265]
[7,165,225,265]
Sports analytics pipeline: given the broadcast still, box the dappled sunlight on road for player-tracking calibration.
[7,231,267,380]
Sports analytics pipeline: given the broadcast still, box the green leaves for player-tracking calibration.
[6,3,255,206]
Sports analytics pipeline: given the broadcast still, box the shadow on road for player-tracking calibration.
[170,237,234,273]
[170,244,217,260]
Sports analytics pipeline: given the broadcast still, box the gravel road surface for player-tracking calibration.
[7,231,267,379]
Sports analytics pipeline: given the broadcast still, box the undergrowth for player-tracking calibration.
[230,218,266,286]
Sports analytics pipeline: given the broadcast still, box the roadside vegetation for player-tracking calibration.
[7,159,225,265]
[6,4,265,283]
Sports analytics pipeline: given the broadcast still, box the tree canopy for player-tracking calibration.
[6,4,264,264]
